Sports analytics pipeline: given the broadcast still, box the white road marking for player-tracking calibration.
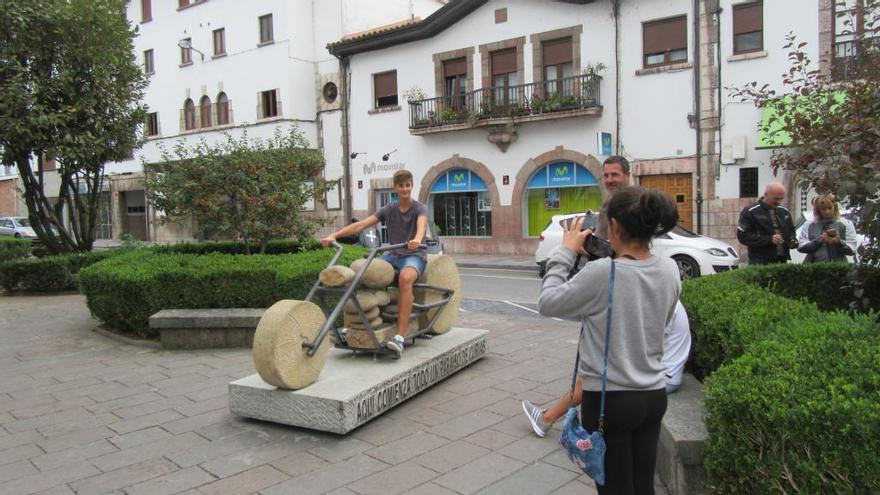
[502,300,562,321]
[458,307,468,312]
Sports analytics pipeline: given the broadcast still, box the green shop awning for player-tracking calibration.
[756,91,846,149]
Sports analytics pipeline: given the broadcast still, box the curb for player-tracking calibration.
[93,325,161,349]
[455,262,539,273]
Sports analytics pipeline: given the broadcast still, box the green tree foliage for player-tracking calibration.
[729,0,880,267]
[0,0,147,253]
[145,128,328,254]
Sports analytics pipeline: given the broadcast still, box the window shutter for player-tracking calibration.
[443,58,467,77]
[141,0,152,21]
[374,71,397,98]
[643,16,687,54]
[542,37,573,66]
[491,49,517,75]
[733,2,762,35]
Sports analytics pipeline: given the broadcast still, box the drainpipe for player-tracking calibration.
[613,0,621,153]
[693,0,704,234]
[338,54,353,224]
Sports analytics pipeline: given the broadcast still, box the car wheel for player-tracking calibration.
[537,260,547,278]
[673,255,700,280]
[13,233,21,238]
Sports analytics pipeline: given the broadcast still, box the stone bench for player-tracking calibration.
[149,308,265,349]
[657,373,708,495]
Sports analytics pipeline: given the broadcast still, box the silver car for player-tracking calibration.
[0,217,37,238]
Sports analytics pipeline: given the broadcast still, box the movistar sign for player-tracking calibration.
[549,162,575,185]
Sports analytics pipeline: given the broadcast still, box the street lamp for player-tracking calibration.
[177,39,204,61]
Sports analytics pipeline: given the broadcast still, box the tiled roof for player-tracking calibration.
[337,17,423,44]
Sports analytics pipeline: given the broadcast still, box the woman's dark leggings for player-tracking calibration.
[580,388,668,495]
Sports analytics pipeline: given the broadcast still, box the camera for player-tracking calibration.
[584,234,614,260]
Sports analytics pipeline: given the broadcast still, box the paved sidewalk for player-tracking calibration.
[0,294,668,495]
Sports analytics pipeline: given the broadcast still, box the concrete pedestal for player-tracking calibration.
[228,327,488,434]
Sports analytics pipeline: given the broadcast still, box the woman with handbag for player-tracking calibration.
[538,186,681,495]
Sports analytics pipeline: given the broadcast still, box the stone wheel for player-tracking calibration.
[415,254,461,335]
[252,300,329,390]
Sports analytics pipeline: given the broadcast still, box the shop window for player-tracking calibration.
[642,16,688,68]
[733,1,763,54]
[429,169,492,237]
[525,162,602,236]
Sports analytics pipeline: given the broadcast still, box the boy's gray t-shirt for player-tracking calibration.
[375,201,428,261]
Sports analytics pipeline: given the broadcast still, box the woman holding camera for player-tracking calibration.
[797,194,855,263]
[538,186,680,495]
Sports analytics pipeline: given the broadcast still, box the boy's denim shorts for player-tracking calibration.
[379,254,426,276]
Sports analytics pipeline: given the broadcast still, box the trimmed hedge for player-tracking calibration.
[151,239,322,255]
[0,251,117,292]
[683,264,880,493]
[0,238,32,262]
[79,246,369,335]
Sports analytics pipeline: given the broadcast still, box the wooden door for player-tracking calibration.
[639,174,693,231]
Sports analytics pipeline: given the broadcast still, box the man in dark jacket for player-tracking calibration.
[737,182,798,264]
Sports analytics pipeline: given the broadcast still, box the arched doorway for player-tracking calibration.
[524,161,601,236]
[429,168,492,237]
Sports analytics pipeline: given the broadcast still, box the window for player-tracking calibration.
[143,49,154,75]
[141,0,152,22]
[216,92,229,125]
[259,14,273,44]
[642,16,688,68]
[373,71,398,108]
[542,37,574,95]
[183,98,196,130]
[145,112,159,137]
[177,0,205,8]
[832,0,879,80]
[213,28,225,56]
[430,169,493,237]
[733,2,763,54]
[260,89,278,118]
[490,48,518,106]
[180,38,192,65]
[199,96,212,128]
[443,58,467,109]
[739,167,758,198]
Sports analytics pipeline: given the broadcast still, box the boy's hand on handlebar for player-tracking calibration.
[407,239,421,251]
[321,236,336,248]
[562,217,590,254]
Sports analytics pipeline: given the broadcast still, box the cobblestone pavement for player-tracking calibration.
[0,294,669,495]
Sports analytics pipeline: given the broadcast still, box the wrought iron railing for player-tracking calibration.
[408,73,601,129]
[831,37,879,81]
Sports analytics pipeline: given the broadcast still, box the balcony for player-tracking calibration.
[831,37,879,81]
[408,73,601,135]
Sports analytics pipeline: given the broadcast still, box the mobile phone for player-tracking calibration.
[825,228,838,237]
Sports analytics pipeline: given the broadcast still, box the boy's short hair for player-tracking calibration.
[393,169,413,185]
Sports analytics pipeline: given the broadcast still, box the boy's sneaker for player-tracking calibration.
[336,327,348,344]
[522,400,551,438]
[385,335,405,358]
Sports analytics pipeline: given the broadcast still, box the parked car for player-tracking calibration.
[0,217,37,239]
[534,212,740,279]
[789,211,865,264]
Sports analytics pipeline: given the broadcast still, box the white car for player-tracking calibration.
[0,217,37,238]
[535,212,740,280]
[789,211,864,264]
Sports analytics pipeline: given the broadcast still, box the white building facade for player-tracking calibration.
[328,0,850,257]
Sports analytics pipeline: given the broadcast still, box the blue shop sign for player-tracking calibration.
[431,168,488,193]
[527,162,598,189]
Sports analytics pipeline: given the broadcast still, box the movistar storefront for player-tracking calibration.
[525,161,601,236]
[429,168,491,237]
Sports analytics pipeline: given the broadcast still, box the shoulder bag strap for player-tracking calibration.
[569,259,616,433]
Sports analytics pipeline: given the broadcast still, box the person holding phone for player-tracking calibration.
[797,194,854,263]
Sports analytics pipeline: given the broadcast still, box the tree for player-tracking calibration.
[729,0,880,267]
[145,128,329,254]
[0,0,148,253]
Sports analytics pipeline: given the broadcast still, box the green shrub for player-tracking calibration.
[0,238,31,262]
[151,239,321,256]
[704,316,880,494]
[0,250,118,292]
[79,246,368,335]
[730,262,880,313]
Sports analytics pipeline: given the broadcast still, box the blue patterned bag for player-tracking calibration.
[558,260,616,486]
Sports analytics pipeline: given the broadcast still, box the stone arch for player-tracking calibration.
[510,146,602,236]
[419,155,500,208]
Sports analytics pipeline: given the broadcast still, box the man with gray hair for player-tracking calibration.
[737,182,798,264]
